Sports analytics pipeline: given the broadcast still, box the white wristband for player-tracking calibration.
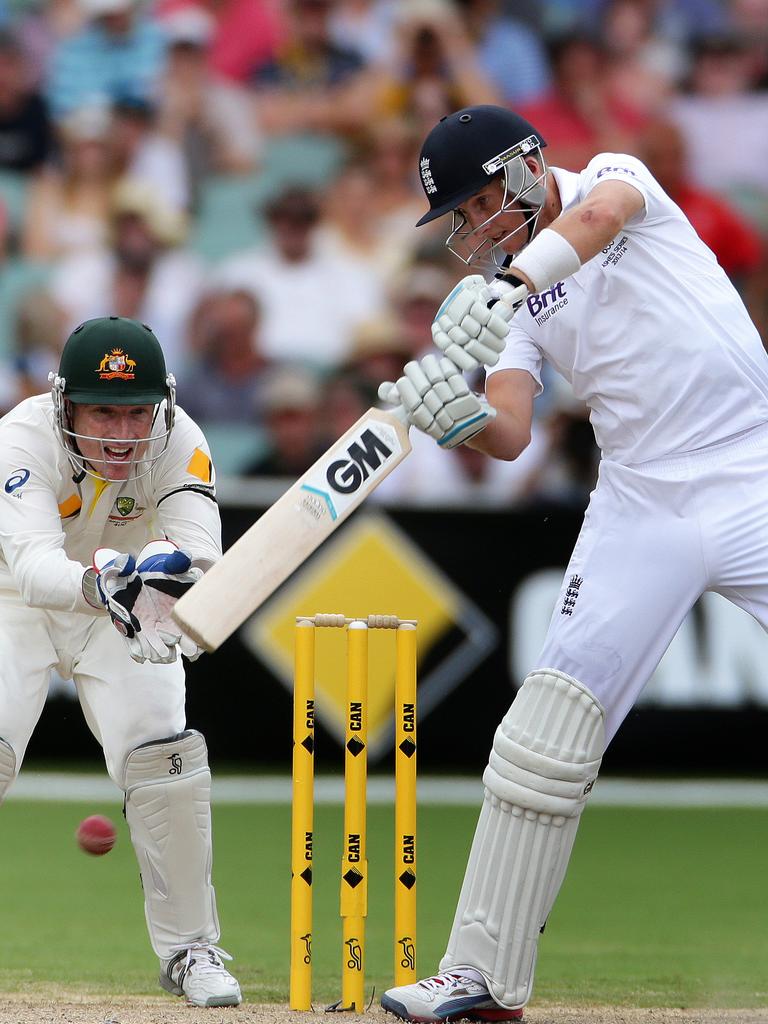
[506,227,581,293]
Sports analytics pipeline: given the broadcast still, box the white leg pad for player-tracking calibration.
[440,670,605,1008]
[0,737,16,805]
[123,729,220,960]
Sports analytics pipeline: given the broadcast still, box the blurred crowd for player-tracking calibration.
[1,0,767,509]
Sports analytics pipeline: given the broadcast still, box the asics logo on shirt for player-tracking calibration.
[4,469,30,494]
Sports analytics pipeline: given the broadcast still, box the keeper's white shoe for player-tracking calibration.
[159,943,242,1007]
[381,969,523,1023]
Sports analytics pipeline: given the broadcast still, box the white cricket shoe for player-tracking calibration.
[381,969,523,1023]
[159,943,243,1007]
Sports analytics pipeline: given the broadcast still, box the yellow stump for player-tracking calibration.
[340,621,369,1011]
[394,623,417,986]
[290,619,315,1010]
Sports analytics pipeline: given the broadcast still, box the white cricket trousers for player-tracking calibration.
[0,604,185,787]
[537,422,768,744]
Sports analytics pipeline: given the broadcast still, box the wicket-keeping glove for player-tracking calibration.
[135,540,204,661]
[88,548,155,664]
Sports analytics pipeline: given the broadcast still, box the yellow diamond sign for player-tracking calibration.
[243,512,492,758]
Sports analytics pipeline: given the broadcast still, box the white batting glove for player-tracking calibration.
[378,354,496,449]
[431,274,528,372]
[135,540,204,662]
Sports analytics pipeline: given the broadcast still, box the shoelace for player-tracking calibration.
[168,943,234,981]
[417,972,482,995]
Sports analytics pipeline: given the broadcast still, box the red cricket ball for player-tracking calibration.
[75,814,117,856]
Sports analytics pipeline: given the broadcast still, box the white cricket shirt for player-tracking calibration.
[489,153,768,464]
[0,395,222,614]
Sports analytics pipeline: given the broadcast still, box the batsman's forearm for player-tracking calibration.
[465,408,531,462]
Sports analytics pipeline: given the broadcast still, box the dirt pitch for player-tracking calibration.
[0,997,766,1024]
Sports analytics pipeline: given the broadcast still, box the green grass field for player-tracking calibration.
[1,798,766,1009]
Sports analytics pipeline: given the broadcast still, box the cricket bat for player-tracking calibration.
[171,407,411,651]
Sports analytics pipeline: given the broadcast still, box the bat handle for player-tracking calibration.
[391,404,410,427]
[487,277,529,320]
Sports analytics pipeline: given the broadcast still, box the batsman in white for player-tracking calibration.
[379,105,768,1022]
[0,317,241,1007]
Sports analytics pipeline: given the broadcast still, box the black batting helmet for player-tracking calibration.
[416,105,547,226]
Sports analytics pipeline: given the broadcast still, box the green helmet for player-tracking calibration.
[49,317,177,480]
[57,316,171,404]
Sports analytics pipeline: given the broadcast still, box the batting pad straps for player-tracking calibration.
[123,730,220,960]
[440,670,605,1010]
[0,737,16,805]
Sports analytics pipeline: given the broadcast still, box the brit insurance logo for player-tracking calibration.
[596,164,637,180]
[527,282,568,326]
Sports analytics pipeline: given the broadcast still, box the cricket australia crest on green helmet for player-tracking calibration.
[49,316,177,480]
[57,316,170,404]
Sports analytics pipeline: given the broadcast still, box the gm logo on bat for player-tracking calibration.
[326,429,393,494]
[299,423,400,523]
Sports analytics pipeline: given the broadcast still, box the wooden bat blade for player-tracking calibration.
[171,407,411,651]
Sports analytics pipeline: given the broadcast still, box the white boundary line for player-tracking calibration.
[5,774,768,807]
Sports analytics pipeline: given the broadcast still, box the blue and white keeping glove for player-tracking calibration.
[378,354,496,449]
[88,543,203,663]
[89,548,155,664]
[431,274,528,372]
[135,540,204,661]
